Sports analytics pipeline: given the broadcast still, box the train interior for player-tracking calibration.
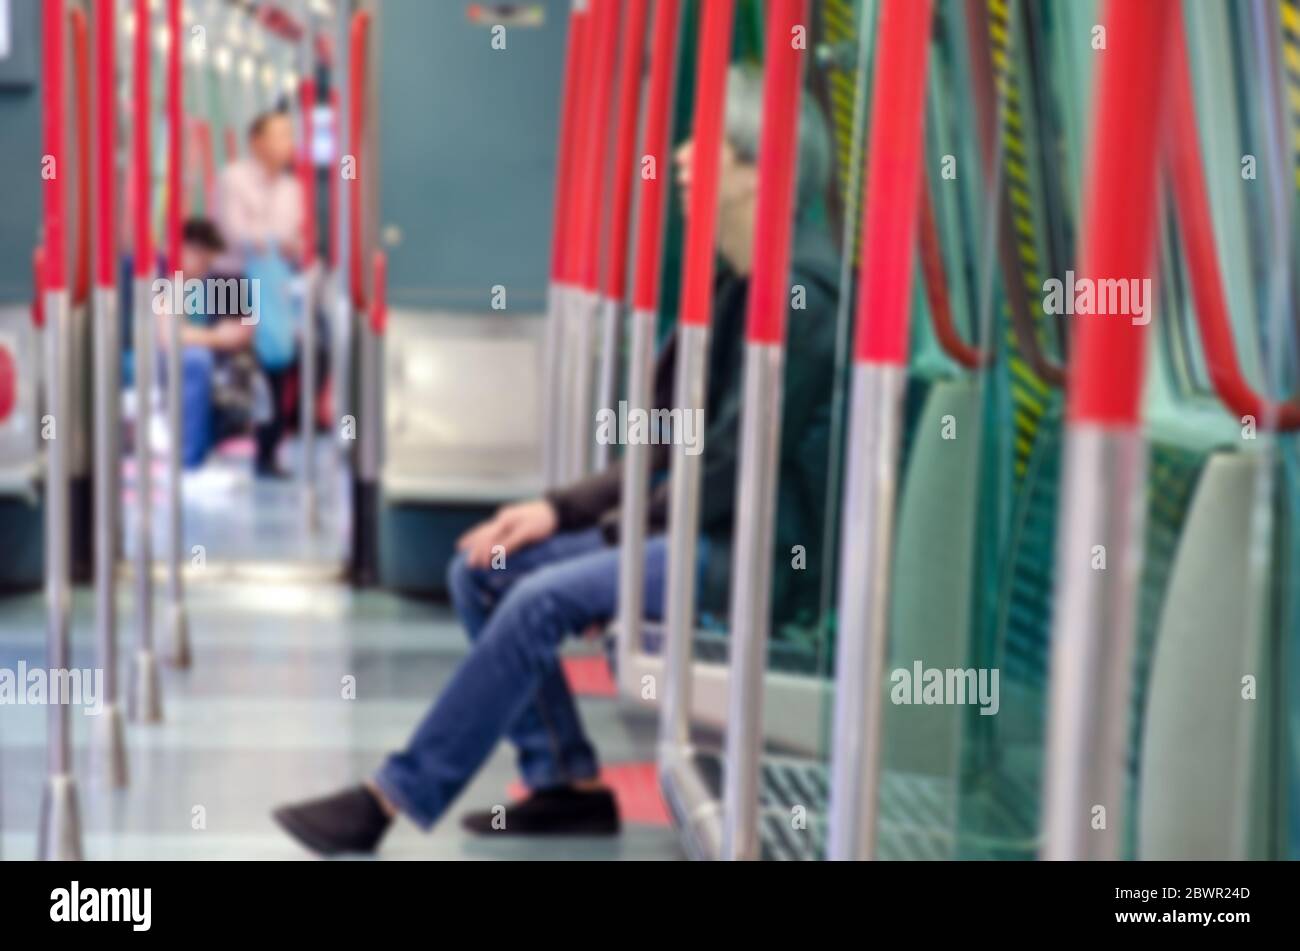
[0,0,1298,862]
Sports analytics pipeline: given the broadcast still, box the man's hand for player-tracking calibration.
[456,500,559,569]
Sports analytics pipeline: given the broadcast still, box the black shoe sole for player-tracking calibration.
[273,806,372,857]
[460,815,621,838]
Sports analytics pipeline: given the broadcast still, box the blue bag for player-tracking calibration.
[244,250,297,371]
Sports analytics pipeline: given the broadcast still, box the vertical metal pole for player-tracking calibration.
[827,0,932,861]
[1040,0,1171,861]
[566,288,598,479]
[720,0,808,861]
[543,1,589,488]
[656,0,735,748]
[567,0,619,481]
[90,0,126,788]
[38,0,83,862]
[348,5,379,585]
[591,295,621,471]
[614,0,680,698]
[163,0,190,670]
[659,326,709,742]
[298,5,320,530]
[593,0,652,474]
[129,0,162,723]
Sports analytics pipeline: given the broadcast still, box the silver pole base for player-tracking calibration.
[91,702,130,789]
[128,649,164,723]
[37,773,84,861]
[164,602,192,669]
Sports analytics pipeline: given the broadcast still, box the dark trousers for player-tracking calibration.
[256,364,293,469]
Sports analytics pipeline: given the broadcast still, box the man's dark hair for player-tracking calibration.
[248,109,290,142]
[182,217,227,254]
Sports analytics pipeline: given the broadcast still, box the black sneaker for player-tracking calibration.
[461,787,621,836]
[273,786,393,856]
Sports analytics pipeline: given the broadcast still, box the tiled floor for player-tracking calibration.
[0,442,683,861]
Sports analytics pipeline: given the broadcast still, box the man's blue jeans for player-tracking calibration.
[177,346,214,469]
[374,528,668,829]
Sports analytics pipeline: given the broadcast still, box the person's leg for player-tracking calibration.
[374,540,630,829]
[445,529,612,791]
[254,366,287,472]
[180,347,215,469]
[272,536,670,852]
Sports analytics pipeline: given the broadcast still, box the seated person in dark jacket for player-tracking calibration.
[273,65,841,854]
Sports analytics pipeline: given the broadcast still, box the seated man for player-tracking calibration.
[162,218,255,470]
[272,65,839,854]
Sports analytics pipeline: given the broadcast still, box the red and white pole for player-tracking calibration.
[615,0,682,699]
[163,0,191,670]
[128,0,163,724]
[38,0,83,862]
[90,0,129,788]
[827,0,933,861]
[542,0,590,488]
[720,0,809,862]
[592,0,651,472]
[1040,0,1173,861]
[657,0,736,859]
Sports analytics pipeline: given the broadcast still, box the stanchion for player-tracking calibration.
[565,0,620,482]
[826,0,932,861]
[348,7,379,585]
[720,0,809,862]
[657,0,736,848]
[592,0,651,472]
[163,0,190,669]
[298,42,320,530]
[91,0,127,786]
[38,0,83,861]
[1040,0,1172,861]
[129,0,163,722]
[542,1,590,488]
[615,0,682,698]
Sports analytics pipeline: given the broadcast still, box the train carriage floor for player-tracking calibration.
[0,439,683,861]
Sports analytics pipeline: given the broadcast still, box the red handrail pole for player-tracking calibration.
[1042,0,1173,862]
[575,0,621,292]
[601,0,651,300]
[852,0,932,365]
[612,0,683,692]
[549,2,590,286]
[133,0,152,278]
[43,0,68,293]
[827,0,933,861]
[630,0,682,314]
[300,76,318,269]
[744,0,806,346]
[559,7,595,286]
[721,0,810,861]
[1066,7,1169,426]
[678,0,736,329]
[94,0,115,290]
[71,9,91,306]
[1167,11,1300,430]
[166,0,183,274]
[348,10,371,310]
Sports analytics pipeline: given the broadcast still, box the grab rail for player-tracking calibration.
[614,0,682,698]
[1167,14,1300,431]
[1040,0,1173,861]
[826,0,933,861]
[71,7,90,307]
[348,9,372,311]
